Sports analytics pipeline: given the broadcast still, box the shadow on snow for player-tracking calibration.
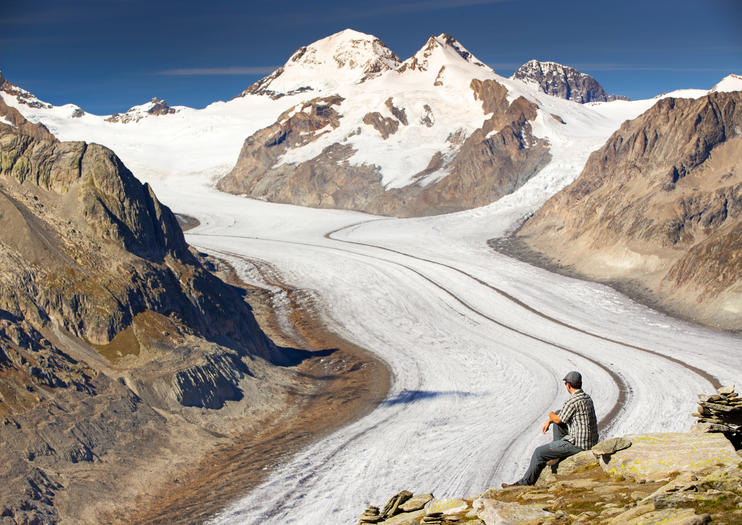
[380,389,482,405]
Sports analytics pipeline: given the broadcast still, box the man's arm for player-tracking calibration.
[541,411,563,434]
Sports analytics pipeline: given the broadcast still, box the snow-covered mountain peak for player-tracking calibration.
[711,73,742,93]
[400,33,488,73]
[239,29,401,98]
[288,29,400,71]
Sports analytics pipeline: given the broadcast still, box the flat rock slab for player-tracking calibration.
[599,432,739,482]
[623,508,711,525]
[473,498,554,525]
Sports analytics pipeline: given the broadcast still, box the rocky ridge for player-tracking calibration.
[512,60,628,103]
[355,388,742,525]
[515,90,742,331]
[0,105,301,523]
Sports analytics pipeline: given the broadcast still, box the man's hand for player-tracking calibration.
[542,411,563,434]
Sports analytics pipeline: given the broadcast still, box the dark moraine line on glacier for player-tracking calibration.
[189,231,632,431]
[190,232,627,487]
[325,220,722,392]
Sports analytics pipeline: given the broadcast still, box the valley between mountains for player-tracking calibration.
[1,28,741,525]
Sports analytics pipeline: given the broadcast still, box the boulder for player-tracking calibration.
[473,498,554,525]
[536,450,599,485]
[598,433,739,482]
[592,437,632,456]
[381,491,413,519]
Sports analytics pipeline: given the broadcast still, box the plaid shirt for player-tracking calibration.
[559,389,599,450]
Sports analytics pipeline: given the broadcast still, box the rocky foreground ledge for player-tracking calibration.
[357,390,742,524]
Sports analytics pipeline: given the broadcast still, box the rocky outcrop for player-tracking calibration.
[512,59,628,103]
[693,385,742,433]
[597,432,739,482]
[105,97,178,123]
[219,79,550,217]
[516,91,742,330]
[363,112,400,139]
[357,433,741,524]
[0,112,297,522]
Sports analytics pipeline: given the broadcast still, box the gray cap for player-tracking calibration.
[563,371,582,388]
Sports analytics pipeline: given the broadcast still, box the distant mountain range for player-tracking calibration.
[1,29,741,330]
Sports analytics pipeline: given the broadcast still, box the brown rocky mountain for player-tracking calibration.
[218,78,551,217]
[515,91,742,331]
[512,60,628,103]
[0,106,300,522]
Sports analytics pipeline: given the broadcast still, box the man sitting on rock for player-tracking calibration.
[502,371,599,487]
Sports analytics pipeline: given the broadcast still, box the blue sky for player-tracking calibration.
[1,0,741,114]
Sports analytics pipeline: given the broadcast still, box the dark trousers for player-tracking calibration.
[517,421,583,486]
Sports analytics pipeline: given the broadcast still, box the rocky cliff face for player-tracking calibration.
[512,60,628,103]
[0,108,296,522]
[219,78,551,217]
[516,91,742,330]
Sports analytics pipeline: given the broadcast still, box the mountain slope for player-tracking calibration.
[516,91,742,330]
[0,107,299,523]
